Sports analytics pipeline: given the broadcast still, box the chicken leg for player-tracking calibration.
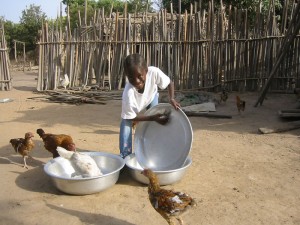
[23,156,28,169]
[157,211,175,225]
[176,217,184,225]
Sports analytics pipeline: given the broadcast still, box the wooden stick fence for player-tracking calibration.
[37,0,300,93]
[255,0,300,106]
[0,22,11,91]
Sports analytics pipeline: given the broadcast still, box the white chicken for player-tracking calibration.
[56,146,103,178]
[60,74,70,89]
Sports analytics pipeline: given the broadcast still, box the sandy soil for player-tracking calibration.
[0,71,300,225]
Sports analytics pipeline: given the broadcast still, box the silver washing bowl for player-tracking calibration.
[134,103,193,171]
[125,153,192,185]
[44,151,125,195]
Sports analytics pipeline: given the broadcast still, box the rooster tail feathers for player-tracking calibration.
[64,74,69,82]
[60,74,69,81]
[56,146,73,159]
[9,139,19,152]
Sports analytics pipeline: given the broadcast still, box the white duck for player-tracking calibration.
[56,146,103,178]
[60,74,70,89]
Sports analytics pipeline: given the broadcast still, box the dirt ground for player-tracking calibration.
[0,71,300,225]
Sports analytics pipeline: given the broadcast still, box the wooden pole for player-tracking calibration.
[85,0,87,26]
[254,1,300,107]
[23,42,26,71]
[14,40,17,62]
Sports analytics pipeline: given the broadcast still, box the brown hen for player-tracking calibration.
[37,128,76,158]
[10,132,35,169]
[236,95,246,114]
[141,169,196,225]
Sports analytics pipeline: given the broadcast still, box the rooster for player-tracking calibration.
[36,128,76,158]
[56,146,102,178]
[236,95,246,114]
[60,74,69,89]
[10,132,35,169]
[141,169,196,225]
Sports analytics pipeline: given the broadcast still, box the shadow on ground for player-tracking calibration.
[46,203,136,225]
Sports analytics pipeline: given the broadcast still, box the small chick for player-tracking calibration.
[220,88,228,103]
[56,146,102,178]
[142,169,196,225]
[236,95,246,114]
[60,74,69,89]
[10,132,35,169]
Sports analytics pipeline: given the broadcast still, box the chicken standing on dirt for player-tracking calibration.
[60,74,69,89]
[141,169,196,225]
[56,146,102,178]
[36,128,76,158]
[10,132,35,169]
[236,95,246,114]
[220,88,229,103]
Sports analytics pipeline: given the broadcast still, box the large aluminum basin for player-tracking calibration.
[44,151,125,195]
[125,153,192,185]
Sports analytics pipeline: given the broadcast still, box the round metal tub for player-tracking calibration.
[134,103,193,171]
[44,151,125,195]
[125,153,192,185]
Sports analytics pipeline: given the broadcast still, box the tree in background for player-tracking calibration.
[62,0,152,13]
[126,0,153,13]
[62,0,153,30]
[161,0,283,15]
[65,0,97,28]
[1,4,46,61]
[19,4,46,52]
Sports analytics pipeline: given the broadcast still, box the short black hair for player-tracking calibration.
[124,54,147,78]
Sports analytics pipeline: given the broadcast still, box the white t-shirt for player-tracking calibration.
[121,66,170,119]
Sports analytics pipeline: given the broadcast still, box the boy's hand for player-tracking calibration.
[170,98,181,110]
[153,110,171,125]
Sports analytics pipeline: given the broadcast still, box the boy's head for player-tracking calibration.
[124,54,148,91]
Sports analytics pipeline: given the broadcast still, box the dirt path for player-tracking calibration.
[0,71,299,225]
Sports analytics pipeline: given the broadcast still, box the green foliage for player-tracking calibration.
[95,0,124,13]
[161,0,282,15]
[19,4,46,51]
[1,18,14,49]
[67,2,95,28]
[62,0,154,30]
[222,0,283,26]
[62,0,86,6]
[2,20,14,45]
[161,0,191,13]
[63,0,152,13]
[47,16,68,32]
[2,20,24,56]
[126,0,153,13]
[223,0,282,13]
[1,4,46,60]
